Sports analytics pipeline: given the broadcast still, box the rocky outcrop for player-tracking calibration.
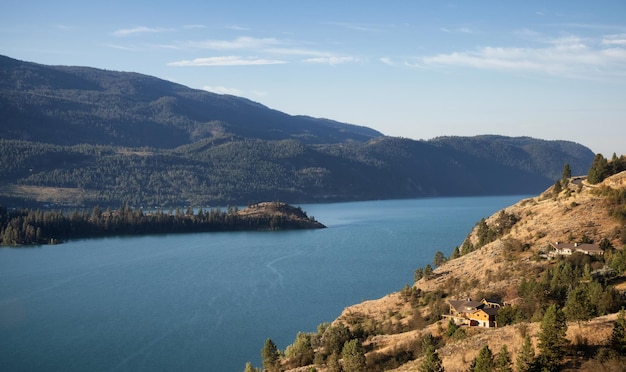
[236,202,326,230]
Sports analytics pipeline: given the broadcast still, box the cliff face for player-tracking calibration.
[282,172,626,371]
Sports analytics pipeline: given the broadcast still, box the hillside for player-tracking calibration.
[0,55,595,207]
[268,167,626,372]
[0,55,380,147]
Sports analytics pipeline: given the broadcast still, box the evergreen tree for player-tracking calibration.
[323,323,351,356]
[516,335,535,372]
[341,339,366,372]
[418,344,444,372]
[423,264,434,280]
[433,251,446,267]
[326,352,342,372]
[538,304,568,371]
[552,179,562,196]
[243,362,261,372]
[471,345,494,372]
[561,164,572,181]
[588,154,609,184]
[610,308,626,354]
[261,338,280,372]
[414,267,424,282]
[444,319,459,338]
[450,246,460,259]
[565,284,594,328]
[495,345,513,372]
[285,332,314,367]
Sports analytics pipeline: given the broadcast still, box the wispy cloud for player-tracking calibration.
[380,57,395,66]
[227,25,251,31]
[602,34,626,46]
[202,85,242,95]
[266,47,330,57]
[304,56,359,65]
[168,56,287,66]
[185,36,281,50]
[167,35,360,67]
[411,34,626,79]
[329,22,381,32]
[183,24,206,30]
[105,43,140,51]
[440,26,475,34]
[113,26,173,37]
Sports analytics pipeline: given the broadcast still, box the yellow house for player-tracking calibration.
[444,298,501,328]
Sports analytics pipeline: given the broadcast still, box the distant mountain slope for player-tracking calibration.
[0,55,597,207]
[431,135,593,179]
[0,55,381,147]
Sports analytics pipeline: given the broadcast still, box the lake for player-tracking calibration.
[0,195,526,371]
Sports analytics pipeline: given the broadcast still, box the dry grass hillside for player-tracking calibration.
[280,171,626,372]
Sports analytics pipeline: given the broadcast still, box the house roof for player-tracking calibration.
[550,241,603,254]
[447,299,484,312]
[478,307,499,316]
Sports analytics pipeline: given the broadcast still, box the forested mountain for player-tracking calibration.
[0,55,596,208]
[0,55,380,147]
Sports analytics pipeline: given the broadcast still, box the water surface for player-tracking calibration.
[0,195,525,371]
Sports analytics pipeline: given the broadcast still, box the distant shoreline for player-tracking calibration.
[0,202,325,247]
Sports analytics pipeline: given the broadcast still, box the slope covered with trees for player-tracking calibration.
[0,55,596,208]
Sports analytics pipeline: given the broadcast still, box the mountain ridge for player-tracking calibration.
[0,55,596,207]
[0,54,382,148]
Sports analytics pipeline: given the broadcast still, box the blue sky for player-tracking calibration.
[2,1,625,157]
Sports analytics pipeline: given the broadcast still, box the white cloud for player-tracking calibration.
[202,86,241,95]
[413,34,626,79]
[183,24,206,30]
[168,56,287,66]
[380,57,395,66]
[113,26,172,37]
[602,34,626,46]
[105,44,140,51]
[304,56,359,65]
[266,47,331,57]
[440,26,474,34]
[186,36,280,50]
[227,25,251,31]
[329,22,380,32]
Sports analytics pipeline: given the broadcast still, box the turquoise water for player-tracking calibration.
[0,195,525,371]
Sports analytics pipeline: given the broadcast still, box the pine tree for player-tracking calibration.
[610,308,626,353]
[588,154,609,184]
[261,338,280,372]
[471,345,494,372]
[495,345,513,372]
[433,251,446,267]
[538,304,568,371]
[243,362,260,372]
[341,339,366,372]
[516,335,535,372]
[565,284,594,328]
[284,332,314,367]
[423,264,434,280]
[552,179,562,196]
[561,164,572,182]
[418,344,444,372]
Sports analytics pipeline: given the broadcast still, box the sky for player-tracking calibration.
[2,0,625,156]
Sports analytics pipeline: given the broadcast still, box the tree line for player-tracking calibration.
[0,204,314,246]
